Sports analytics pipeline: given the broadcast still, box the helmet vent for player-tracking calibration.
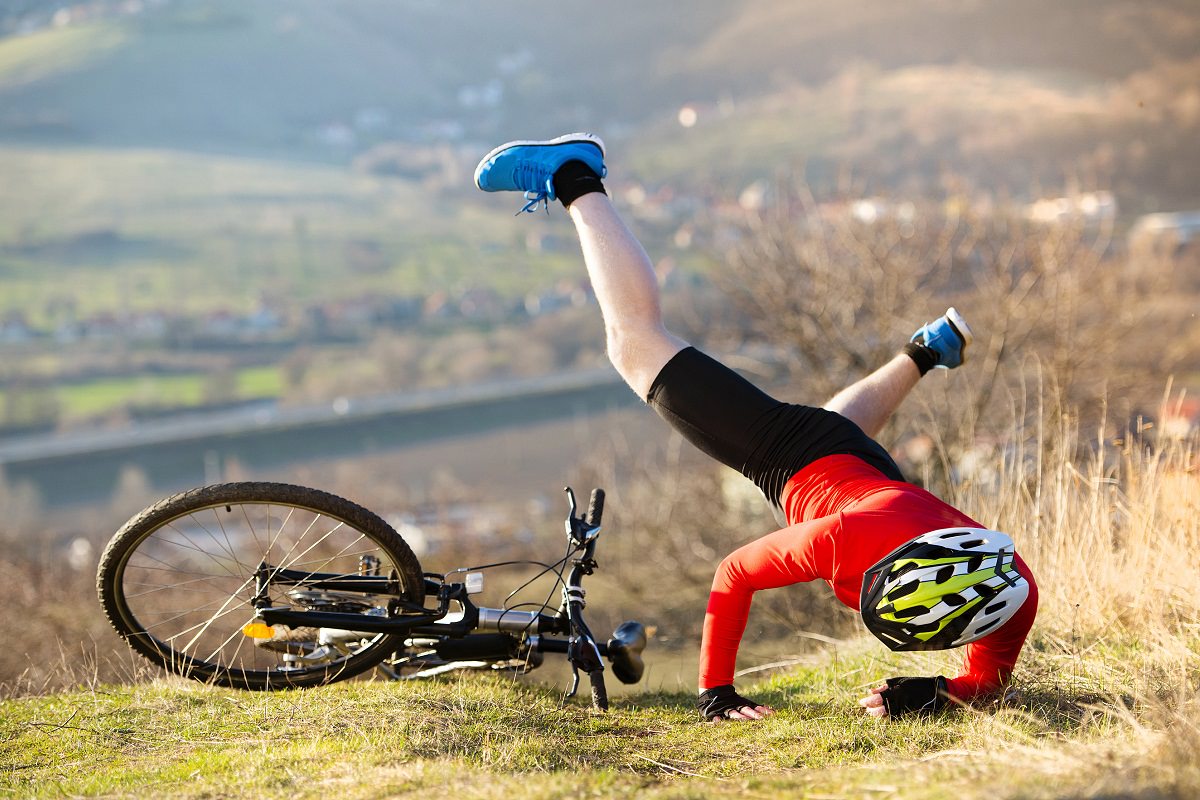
[959,539,985,549]
[934,565,955,584]
[985,601,1006,615]
[893,605,928,620]
[974,618,1002,636]
[885,581,919,602]
[942,593,966,607]
[967,554,983,572]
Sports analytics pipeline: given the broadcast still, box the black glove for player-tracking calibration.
[880,675,951,717]
[697,685,763,721]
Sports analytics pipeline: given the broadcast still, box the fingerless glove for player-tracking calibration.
[880,675,950,717]
[697,685,762,721]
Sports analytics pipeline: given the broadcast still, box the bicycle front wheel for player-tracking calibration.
[97,482,424,690]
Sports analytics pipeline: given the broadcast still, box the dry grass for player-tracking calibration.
[960,410,1200,641]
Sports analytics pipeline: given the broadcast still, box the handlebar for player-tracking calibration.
[562,486,608,709]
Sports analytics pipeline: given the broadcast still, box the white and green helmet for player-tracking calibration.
[859,528,1030,651]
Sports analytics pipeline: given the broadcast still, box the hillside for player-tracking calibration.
[2,631,1198,799]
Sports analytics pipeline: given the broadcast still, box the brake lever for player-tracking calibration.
[566,665,581,699]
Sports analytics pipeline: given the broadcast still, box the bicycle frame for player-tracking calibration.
[247,487,645,709]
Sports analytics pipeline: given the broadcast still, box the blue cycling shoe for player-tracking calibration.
[910,307,974,369]
[474,133,606,213]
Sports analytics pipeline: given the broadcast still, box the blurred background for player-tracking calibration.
[1,0,1197,695]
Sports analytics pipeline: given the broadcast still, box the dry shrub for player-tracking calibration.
[718,187,1176,463]
[0,542,149,698]
[966,416,1200,640]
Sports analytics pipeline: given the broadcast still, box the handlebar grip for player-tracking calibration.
[586,489,605,526]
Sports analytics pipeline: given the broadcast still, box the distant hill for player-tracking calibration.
[0,0,1195,160]
[0,0,1196,233]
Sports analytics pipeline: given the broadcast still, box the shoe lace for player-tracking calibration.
[514,161,552,215]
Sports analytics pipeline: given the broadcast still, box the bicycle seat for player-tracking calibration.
[606,620,647,684]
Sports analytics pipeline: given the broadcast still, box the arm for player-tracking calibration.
[946,556,1039,700]
[698,517,835,720]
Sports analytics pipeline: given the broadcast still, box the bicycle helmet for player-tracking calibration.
[860,528,1029,651]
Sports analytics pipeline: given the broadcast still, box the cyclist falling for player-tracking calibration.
[473,134,1037,722]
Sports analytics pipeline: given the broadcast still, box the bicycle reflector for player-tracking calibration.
[242,621,276,639]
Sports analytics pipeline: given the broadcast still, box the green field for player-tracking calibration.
[1,365,283,421]
[0,145,563,322]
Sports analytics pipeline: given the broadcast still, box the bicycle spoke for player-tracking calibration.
[202,615,259,664]
[126,547,239,580]
[206,508,249,580]
[264,514,339,583]
[123,579,242,600]
[174,574,258,654]
[136,593,253,625]
[152,594,254,638]
[105,490,417,686]
[159,522,246,580]
[174,511,246,572]
[277,529,365,579]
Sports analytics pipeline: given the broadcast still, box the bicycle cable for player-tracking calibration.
[443,559,565,576]
[503,535,579,612]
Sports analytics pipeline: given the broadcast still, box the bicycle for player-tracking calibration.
[96,482,647,711]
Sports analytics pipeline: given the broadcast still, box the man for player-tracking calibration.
[474,134,1038,721]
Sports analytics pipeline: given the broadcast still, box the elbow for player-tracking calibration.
[712,553,748,592]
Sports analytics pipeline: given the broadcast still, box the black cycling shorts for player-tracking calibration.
[646,347,905,511]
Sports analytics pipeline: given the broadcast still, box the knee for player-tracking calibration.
[604,323,686,400]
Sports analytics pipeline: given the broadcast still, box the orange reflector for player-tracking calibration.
[242,621,276,639]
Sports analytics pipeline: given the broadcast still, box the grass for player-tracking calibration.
[1,631,1196,799]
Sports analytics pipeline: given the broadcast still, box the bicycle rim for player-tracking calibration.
[98,483,423,690]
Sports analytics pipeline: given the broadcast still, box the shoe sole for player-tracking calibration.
[945,306,974,346]
[473,132,606,189]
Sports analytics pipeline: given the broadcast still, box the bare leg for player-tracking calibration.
[823,354,921,438]
[566,192,688,399]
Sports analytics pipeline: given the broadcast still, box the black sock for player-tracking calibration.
[903,342,939,376]
[552,160,607,208]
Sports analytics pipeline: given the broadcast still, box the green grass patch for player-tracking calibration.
[1,634,1196,799]
[235,365,283,398]
[1,365,284,421]
[56,374,206,417]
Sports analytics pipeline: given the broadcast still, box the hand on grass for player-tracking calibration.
[858,684,890,719]
[859,676,949,718]
[698,685,775,722]
[708,702,775,723]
